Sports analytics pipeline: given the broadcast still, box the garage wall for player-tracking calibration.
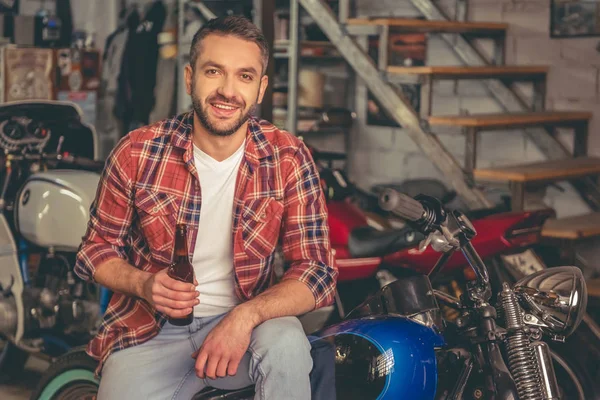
[339,0,600,216]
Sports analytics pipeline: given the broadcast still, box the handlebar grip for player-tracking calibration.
[378,188,425,222]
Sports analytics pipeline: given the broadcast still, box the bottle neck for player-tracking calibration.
[174,226,188,258]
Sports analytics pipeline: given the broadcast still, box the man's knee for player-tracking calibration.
[251,317,312,372]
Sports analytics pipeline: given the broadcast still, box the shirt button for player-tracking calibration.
[152,206,159,213]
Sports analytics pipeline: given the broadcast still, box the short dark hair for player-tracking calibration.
[189,15,269,75]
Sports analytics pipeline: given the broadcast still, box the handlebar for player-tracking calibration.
[379,188,426,222]
[379,189,492,304]
[60,154,106,171]
[5,152,105,172]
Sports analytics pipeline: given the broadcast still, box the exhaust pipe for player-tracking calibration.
[0,297,17,336]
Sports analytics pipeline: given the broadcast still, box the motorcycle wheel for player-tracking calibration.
[29,347,99,400]
[550,325,600,400]
[551,350,587,400]
[0,335,29,383]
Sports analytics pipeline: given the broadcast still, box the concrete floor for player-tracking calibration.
[0,357,49,400]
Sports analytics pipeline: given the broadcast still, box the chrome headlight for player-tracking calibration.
[514,266,587,338]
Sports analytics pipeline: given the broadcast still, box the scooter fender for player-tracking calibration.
[0,214,25,342]
[309,315,446,400]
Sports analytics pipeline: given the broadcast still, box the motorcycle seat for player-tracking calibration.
[348,225,425,258]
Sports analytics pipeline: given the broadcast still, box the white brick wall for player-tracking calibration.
[432,95,461,115]
[547,65,598,100]
[502,1,549,37]
[469,2,504,23]
[357,125,395,151]
[561,39,600,67]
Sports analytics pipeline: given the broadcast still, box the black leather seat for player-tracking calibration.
[348,225,425,258]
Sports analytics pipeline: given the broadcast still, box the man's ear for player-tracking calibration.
[257,74,269,104]
[184,64,193,96]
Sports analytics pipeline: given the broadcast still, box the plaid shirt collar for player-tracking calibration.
[168,111,274,170]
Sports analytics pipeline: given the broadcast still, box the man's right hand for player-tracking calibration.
[142,269,199,318]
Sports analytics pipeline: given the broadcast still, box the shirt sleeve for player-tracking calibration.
[280,140,338,309]
[74,135,136,282]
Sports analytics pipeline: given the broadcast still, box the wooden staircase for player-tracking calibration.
[298,0,600,242]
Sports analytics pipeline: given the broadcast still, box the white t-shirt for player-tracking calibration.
[191,141,245,317]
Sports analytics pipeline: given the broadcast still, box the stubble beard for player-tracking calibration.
[191,84,258,137]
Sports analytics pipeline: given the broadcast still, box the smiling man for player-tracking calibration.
[74,15,337,400]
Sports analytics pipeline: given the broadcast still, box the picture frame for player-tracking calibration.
[550,0,600,38]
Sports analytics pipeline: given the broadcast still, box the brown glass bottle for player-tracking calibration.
[167,224,195,326]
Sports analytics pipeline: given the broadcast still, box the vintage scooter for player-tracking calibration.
[0,101,108,381]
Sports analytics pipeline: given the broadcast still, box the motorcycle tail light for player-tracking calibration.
[505,208,556,247]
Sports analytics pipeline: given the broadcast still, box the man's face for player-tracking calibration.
[185,34,268,137]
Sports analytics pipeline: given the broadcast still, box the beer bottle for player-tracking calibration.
[167,224,195,326]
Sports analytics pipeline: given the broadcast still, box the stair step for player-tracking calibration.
[428,111,592,130]
[474,157,600,183]
[387,65,548,80]
[588,278,600,298]
[346,18,507,35]
[542,212,600,239]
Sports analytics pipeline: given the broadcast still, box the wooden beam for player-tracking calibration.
[346,18,507,35]
[542,212,600,240]
[428,111,592,129]
[387,65,548,80]
[474,157,600,183]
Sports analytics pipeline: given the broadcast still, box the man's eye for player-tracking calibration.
[206,69,218,75]
[241,74,253,81]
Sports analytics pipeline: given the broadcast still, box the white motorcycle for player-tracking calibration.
[0,101,107,381]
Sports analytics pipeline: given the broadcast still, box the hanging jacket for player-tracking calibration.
[124,0,167,125]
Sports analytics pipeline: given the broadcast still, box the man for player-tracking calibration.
[74,15,337,400]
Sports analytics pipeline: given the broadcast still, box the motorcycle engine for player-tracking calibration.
[21,253,100,337]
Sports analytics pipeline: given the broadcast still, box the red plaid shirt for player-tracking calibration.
[74,112,337,375]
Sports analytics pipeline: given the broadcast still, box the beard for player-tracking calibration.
[192,86,258,137]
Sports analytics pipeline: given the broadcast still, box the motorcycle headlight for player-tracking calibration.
[514,266,587,338]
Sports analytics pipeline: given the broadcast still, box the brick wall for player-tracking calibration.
[320,0,598,216]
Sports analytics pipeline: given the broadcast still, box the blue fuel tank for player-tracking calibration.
[308,315,446,400]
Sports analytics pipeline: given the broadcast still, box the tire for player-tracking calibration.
[0,336,29,383]
[551,350,588,400]
[550,324,600,400]
[30,346,99,400]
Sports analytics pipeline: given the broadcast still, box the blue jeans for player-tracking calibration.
[97,313,313,400]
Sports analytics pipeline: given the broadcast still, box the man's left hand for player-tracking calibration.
[192,308,256,379]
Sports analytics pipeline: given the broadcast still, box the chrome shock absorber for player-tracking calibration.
[501,283,543,400]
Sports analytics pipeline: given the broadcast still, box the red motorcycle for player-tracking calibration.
[308,148,556,317]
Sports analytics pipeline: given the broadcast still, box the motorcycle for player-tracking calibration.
[0,101,109,382]
[32,189,593,399]
[313,157,600,396]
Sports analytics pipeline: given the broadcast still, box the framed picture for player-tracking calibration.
[550,0,600,38]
